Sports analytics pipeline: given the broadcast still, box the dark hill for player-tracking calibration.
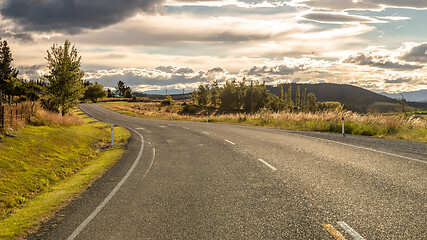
[267,83,426,112]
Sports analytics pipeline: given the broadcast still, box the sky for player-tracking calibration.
[1,0,426,94]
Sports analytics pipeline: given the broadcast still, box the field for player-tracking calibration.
[103,101,427,142]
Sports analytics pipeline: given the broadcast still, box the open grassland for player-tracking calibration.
[104,102,427,142]
[0,108,130,239]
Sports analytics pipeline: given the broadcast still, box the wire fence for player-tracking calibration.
[0,91,34,134]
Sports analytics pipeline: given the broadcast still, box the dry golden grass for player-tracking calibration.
[103,102,427,142]
[29,104,83,126]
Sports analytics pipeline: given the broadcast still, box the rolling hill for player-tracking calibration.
[267,83,427,112]
[134,83,427,112]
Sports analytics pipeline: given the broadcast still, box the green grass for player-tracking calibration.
[0,112,130,239]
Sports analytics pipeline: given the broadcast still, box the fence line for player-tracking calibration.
[0,90,33,134]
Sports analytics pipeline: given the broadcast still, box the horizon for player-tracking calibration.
[1,0,426,94]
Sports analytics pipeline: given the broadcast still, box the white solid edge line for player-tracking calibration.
[225,139,236,145]
[67,127,153,240]
[337,221,365,240]
[258,159,277,171]
[289,132,426,164]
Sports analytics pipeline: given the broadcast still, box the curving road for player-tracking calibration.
[28,103,426,239]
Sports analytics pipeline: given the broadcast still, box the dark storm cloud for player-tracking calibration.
[302,12,376,23]
[17,64,45,80]
[384,78,412,84]
[400,43,427,63]
[0,31,33,41]
[0,0,164,33]
[343,53,423,70]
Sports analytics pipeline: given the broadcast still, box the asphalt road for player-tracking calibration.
[28,103,426,239]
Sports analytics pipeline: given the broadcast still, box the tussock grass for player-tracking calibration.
[104,102,427,142]
[28,102,83,127]
[0,109,130,239]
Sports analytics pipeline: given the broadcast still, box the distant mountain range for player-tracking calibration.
[379,90,427,103]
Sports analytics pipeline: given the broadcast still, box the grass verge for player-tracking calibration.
[103,102,427,142]
[0,110,130,239]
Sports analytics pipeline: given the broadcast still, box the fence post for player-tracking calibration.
[10,97,13,127]
[342,113,345,136]
[15,102,18,124]
[111,124,114,146]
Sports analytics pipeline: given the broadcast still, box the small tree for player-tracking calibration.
[307,92,317,112]
[84,83,107,103]
[107,88,114,98]
[398,93,408,113]
[197,85,209,106]
[43,40,84,115]
[123,88,133,98]
[115,80,128,97]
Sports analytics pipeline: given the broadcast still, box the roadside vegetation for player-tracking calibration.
[0,106,130,239]
[103,99,427,142]
[0,39,131,239]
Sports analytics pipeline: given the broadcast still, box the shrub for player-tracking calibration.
[161,95,175,106]
[181,104,197,114]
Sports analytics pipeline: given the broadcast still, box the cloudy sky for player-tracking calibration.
[1,0,426,94]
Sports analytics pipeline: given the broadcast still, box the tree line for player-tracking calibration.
[192,80,320,113]
[0,38,138,116]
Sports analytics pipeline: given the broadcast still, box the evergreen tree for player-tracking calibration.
[43,40,84,115]
[278,84,284,100]
[210,80,220,106]
[243,81,269,113]
[116,80,127,97]
[123,88,133,98]
[301,88,307,112]
[307,92,317,112]
[107,88,114,98]
[0,38,19,97]
[295,86,300,111]
[197,84,209,106]
[286,85,293,110]
[219,80,238,110]
[237,78,247,108]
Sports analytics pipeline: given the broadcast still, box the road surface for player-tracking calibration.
[28,103,426,239]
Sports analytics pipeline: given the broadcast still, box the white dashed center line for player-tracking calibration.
[337,221,365,240]
[183,127,189,130]
[159,125,166,128]
[225,139,236,145]
[135,127,145,130]
[258,159,277,171]
[202,131,210,135]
